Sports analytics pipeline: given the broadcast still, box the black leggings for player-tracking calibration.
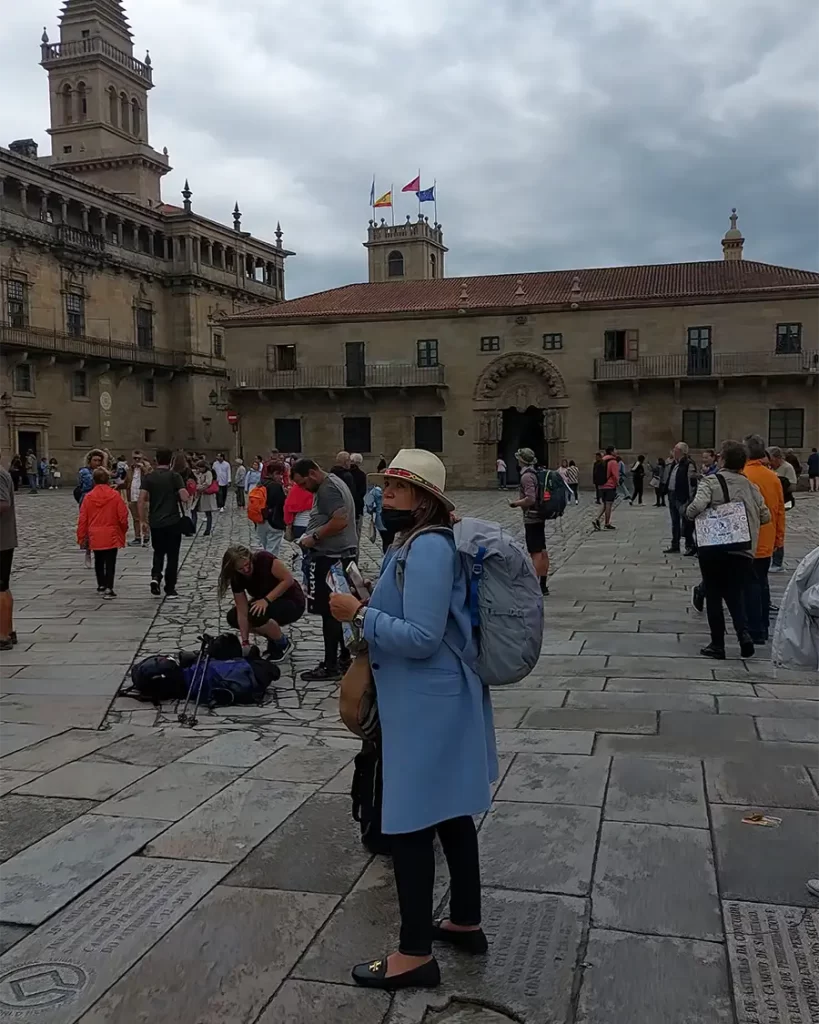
[699,551,751,646]
[94,548,118,591]
[631,479,644,503]
[391,815,481,956]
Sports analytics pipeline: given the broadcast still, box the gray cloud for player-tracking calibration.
[2,0,817,297]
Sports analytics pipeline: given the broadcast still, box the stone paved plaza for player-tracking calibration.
[0,486,818,1023]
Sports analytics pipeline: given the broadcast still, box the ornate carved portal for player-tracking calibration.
[473,353,569,476]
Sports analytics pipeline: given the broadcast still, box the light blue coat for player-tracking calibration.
[363,531,498,834]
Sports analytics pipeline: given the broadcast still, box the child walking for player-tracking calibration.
[77,467,129,599]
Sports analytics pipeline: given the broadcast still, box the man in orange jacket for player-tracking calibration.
[742,435,785,645]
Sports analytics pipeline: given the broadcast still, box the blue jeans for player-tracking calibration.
[27,473,38,492]
[744,556,771,642]
[256,522,283,556]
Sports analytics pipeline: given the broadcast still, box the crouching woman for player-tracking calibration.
[329,449,497,992]
[219,545,304,663]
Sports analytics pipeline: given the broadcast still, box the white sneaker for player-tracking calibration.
[769,565,784,573]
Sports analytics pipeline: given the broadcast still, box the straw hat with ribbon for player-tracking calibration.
[369,449,454,512]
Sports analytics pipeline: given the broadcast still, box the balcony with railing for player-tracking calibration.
[0,323,223,373]
[57,225,105,253]
[40,37,152,83]
[227,364,447,391]
[593,350,819,381]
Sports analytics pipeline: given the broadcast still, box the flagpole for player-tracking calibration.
[371,174,375,222]
[433,178,438,225]
[391,183,394,227]
[417,167,421,218]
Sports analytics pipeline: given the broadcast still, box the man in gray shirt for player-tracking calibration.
[0,457,18,651]
[291,458,358,681]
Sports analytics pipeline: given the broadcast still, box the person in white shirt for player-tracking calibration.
[496,458,507,490]
[212,453,232,512]
[121,451,149,546]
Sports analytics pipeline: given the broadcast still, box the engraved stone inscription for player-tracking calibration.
[724,901,819,1024]
[0,857,226,1023]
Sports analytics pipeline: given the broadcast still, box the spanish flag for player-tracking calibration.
[374,189,392,208]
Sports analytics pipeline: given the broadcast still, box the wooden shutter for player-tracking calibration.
[626,330,639,361]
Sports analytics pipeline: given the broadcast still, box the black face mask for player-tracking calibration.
[381,507,416,533]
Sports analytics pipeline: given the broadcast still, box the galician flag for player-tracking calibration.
[402,174,421,193]
[374,189,392,208]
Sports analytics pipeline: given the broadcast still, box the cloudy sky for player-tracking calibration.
[2,0,817,297]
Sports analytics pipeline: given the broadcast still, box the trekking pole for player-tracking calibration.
[178,634,207,726]
[188,649,210,728]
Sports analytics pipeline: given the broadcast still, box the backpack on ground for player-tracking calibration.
[125,656,186,704]
[180,658,270,707]
[396,518,543,687]
[247,484,268,525]
[351,741,391,855]
[207,632,244,660]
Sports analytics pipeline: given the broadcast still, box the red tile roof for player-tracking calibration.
[223,260,819,323]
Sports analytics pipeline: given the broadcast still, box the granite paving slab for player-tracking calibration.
[320,760,356,794]
[479,801,599,895]
[595,733,819,763]
[1,814,172,925]
[494,729,594,754]
[488,689,567,709]
[723,901,819,1024]
[0,695,113,729]
[605,676,754,696]
[0,723,70,755]
[0,925,31,957]
[0,728,129,773]
[248,745,355,783]
[575,631,681,654]
[603,656,719,679]
[0,769,41,795]
[511,675,607,691]
[529,656,608,677]
[706,761,819,810]
[257,980,390,1024]
[521,708,657,733]
[604,756,708,827]
[78,886,338,1024]
[0,675,129,697]
[90,731,214,766]
[576,929,733,1024]
[492,707,528,728]
[0,858,228,1023]
[12,760,155,801]
[144,779,315,863]
[566,689,715,712]
[659,711,757,741]
[91,763,240,820]
[593,821,721,940]
[0,794,98,861]
[718,696,819,719]
[494,753,610,806]
[756,716,819,743]
[711,805,819,908]
[178,731,285,767]
[754,683,819,700]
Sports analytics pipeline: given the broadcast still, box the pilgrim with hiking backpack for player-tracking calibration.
[329,449,543,993]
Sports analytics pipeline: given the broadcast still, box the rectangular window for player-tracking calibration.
[142,377,156,404]
[143,428,156,444]
[769,409,804,449]
[598,412,632,451]
[14,363,33,393]
[682,410,715,449]
[136,307,153,350]
[212,332,224,359]
[275,418,302,453]
[343,417,371,454]
[417,339,439,368]
[73,425,90,444]
[66,291,85,337]
[7,279,28,327]
[604,329,639,361]
[480,336,500,352]
[542,333,563,350]
[268,344,297,371]
[71,370,88,399]
[414,416,443,453]
[776,323,802,354]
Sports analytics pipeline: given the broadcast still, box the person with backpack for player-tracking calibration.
[685,440,770,660]
[328,449,498,992]
[219,544,304,662]
[509,447,550,595]
[76,466,129,599]
[592,447,620,531]
[244,457,262,495]
[592,452,606,504]
[77,449,107,569]
[629,455,648,505]
[248,460,287,555]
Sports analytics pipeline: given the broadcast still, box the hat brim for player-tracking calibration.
[368,470,455,512]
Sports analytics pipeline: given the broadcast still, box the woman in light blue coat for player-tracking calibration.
[330,449,497,993]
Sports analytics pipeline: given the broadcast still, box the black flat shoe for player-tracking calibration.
[739,635,756,659]
[700,644,726,660]
[351,955,440,990]
[432,921,488,954]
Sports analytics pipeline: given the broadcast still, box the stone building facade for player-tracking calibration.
[0,0,290,466]
[222,214,818,487]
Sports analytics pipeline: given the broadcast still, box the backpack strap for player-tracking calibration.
[715,473,730,504]
[394,526,454,591]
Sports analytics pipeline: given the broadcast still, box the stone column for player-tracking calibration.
[219,246,226,270]
[132,222,140,249]
[81,204,90,232]
[116,217,124,246]
[147,228,155,257]
[59,197,68,224]
[99,212,108,239]
[40,190,50,221]
[19,184,28,217]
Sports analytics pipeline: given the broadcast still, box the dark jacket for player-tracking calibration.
[264,480,286,530]
[671,457,696,502]
[348,465,368,517]
[330,465,356,503]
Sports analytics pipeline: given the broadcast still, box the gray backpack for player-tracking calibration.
[395,518,543,686]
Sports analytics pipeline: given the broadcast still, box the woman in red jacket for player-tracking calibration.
[77,467,129,599]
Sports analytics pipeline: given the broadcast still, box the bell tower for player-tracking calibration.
[364,215,448,283]
[40,0,170,204]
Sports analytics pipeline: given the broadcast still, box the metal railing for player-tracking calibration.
[227,364,447,390]
[593,350,819,380]
[0,323,222,372]
[57,225,105,253]
[41,38,152,82]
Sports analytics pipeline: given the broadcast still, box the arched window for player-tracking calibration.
[61,84,73,124]
[131,98,141,137]
[430,253,437,279]
[120,92,129,133]
[76,82,87,121]
[387,250,404,277]
[108,87,118,126]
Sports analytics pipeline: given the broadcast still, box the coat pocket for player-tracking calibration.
[405,666,463,697]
